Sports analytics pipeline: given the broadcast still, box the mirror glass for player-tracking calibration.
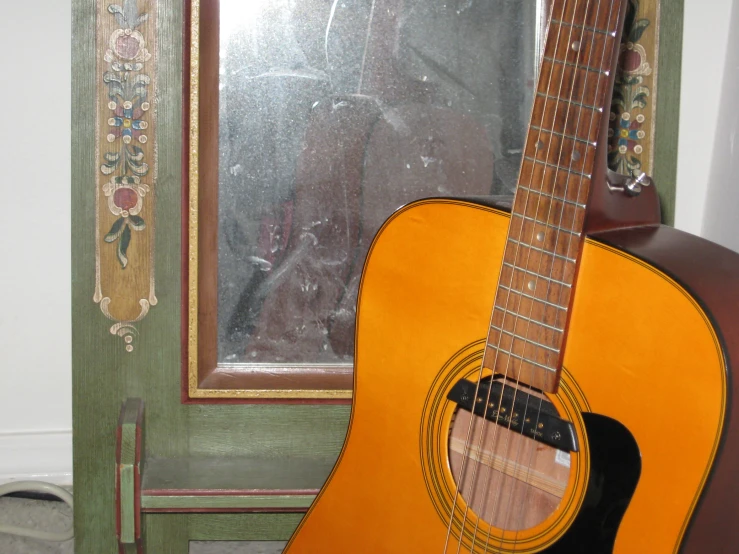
[216,0,545,365]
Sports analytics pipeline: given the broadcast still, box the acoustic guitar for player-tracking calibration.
[285,0,739,552]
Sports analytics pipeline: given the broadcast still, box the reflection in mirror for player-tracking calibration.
[216,0,544,366]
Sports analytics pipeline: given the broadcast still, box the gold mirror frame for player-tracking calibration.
[186,0,354,401]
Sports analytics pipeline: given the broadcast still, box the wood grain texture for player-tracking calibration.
[651,0,683,225]
[142,456,335,494]
[72,0,120,550]
[188,514,305,541]
[94,0,157,337]
[117,399,144,548]
[73,1,349,548]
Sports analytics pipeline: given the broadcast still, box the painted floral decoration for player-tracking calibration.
[610,111,647,152]
[101,0,152,269]
[103,177,149,268]
[608,0,652,176]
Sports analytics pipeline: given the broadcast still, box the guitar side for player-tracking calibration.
[284,198,737,553]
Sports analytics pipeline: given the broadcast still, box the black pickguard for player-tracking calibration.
[543,413,641,553]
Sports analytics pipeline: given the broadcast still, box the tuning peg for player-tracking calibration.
[606,170,654,197]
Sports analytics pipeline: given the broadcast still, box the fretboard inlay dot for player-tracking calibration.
[484,0,624,394]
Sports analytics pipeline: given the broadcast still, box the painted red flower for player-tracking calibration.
[115,33,141,59]
[113,187,139,211]
[621,47,643,73]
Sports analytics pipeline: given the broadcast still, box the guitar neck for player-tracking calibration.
[483,0,627,393]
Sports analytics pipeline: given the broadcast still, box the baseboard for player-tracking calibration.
[0,430,73,485]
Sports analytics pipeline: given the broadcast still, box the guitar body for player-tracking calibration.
[285,198,739,553]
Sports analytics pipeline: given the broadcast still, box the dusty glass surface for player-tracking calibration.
[217,0,543,365]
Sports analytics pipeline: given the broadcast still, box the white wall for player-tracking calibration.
[675,0,738,245]
[0,0,737,485]
[700,0,739,252]
[0,1,72,483]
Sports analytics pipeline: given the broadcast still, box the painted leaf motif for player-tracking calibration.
[128,146,145,161]
[629,20,650,43]
[123,0,140,30]
[118,224,132,268]
[105,217,126,243]
[126,146,150,177]
[107,4,127,28]
[101,152,121,175]
[135,13,149,27]
[128,215,146,230]
[132,78,151,102]
[103,73,125,98]
[632,93,648,109]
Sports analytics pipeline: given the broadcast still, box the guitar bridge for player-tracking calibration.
[447,378,579,453]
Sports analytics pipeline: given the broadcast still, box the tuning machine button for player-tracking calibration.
[606,170,654,197]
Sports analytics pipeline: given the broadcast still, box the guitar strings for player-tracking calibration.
[459,3,575,550]
[508,0,618,548]
[458,0,619,550]
[442,1,570,551]
[499,0,601,539]
[443,1,573,552]
[478,0,592,549]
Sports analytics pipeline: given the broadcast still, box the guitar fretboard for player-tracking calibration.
[483,0,625,393]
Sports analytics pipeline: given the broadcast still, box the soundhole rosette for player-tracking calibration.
[419,340,591,552]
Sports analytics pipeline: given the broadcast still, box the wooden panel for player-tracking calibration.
[651,0,683,225]
[187,406,350,458]
[117,399,144,550]
[94,0,158,351]
[188,514,304,541]
[142,457,335,494]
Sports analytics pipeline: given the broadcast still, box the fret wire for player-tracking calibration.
[489,324,561,354]
[516,185,586,209]
[490,0,606,383]
[498,284,569,311]
[502,262,573,288]
[550,18,612,36]
[523,156,592,179]
[529,0,616,364]
[484,343,558,373]
[510,212,581,236]
[507,237,577,263]
[542,56,610,76]
[536,92,602,113]
[493,306,565,333]
[529,124,597,146]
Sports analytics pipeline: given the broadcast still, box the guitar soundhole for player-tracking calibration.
[448,384,571,532]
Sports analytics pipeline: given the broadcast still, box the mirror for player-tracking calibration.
[189,0,549,397]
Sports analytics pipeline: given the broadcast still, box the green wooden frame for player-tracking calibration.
[72,0,683,550]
